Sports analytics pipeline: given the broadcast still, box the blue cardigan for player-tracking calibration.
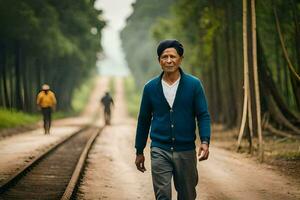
[135,68,211,154]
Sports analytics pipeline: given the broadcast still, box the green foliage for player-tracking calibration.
[0,108,39,129]
[256,0,299,109]
[152,0,226,76]
[0,0,106,113]
[124,76,141,118]
[120,0,174,89]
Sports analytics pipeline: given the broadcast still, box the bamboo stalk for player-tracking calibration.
[251,0,264,162]
[237,0,249,151]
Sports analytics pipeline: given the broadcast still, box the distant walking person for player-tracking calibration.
[100,92,114,125]
[135,39,211,200]
[37,84,57,134]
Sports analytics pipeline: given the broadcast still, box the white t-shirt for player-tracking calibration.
[161,77,181,108]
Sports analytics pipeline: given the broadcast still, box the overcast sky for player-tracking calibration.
[95,0,135,76]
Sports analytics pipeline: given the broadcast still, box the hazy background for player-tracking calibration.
[95,0,135,76]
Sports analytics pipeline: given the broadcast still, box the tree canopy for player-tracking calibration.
[0,0,105,112]
[120,0,174,88]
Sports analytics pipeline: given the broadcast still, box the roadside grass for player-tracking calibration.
[0,108,39,129]
[275,151,300,160]
[264,137,300,160]
[124,76,141,118]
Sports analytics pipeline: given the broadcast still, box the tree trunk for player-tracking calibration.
[237,0,250,150]
[266,89,300,135]
[275,31,282,91]
[0,44,10,108]
[247,0,257,138]
[209,66,217,122]
[213,38,223,123]
[251,0,263,161]
[291,0,300,109]
[15,41,23,110]
[210,0,225,124]
[291,0,300,62]
[22,56,30,112]
[0,45,3,107]
[9,52,14,109]
[260,49,299,123]
[27,58,35,112]
[247,92,253,153]
[283,63,290,103]
[225,1,237,128]
[232,16,243,127]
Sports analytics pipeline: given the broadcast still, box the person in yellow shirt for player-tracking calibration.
[37,84,57,134]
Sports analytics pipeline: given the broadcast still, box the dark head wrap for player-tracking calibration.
[157,39,184,58]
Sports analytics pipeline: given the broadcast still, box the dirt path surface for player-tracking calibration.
[197,147,300,200]
[0,77,108,186]
[77,77,153,200]
[78,77,300,200]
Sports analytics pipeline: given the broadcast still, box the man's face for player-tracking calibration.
[159,48,182,73]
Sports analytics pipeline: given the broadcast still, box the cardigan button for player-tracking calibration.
[171,124,174,128]
[170,147,174,151]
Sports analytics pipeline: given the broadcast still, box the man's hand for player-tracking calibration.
[198,143,209,161]
[135,154,146,173]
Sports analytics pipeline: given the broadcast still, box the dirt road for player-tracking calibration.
[77,76,300,200]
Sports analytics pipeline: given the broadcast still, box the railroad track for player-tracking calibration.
[0,125,103,200]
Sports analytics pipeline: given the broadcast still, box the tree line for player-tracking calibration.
[0,0,105,112]
[121,0,300,153]
[120,0,174,88]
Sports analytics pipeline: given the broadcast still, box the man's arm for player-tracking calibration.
[195,80,211,161]
[135,86,152,172]
[111,98,114,106]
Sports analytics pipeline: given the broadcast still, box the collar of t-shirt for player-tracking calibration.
[161,76,181,108]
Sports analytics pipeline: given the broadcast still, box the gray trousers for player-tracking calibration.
[151,147,198,200]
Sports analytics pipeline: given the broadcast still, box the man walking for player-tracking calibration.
[100,91,114,125]
[37,84,57,134]
[134,39,211,200]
